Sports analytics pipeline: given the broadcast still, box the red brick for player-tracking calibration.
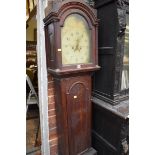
[48,81,54,89]
[50,145,58,155]
[48,88,55,96]
[48,74,53,82]
[49,137,58,146]
[48,109,56,117]
[48,95,55,104]
[48,103,55,110]
[48,116,57,129]
[49,127,58,140]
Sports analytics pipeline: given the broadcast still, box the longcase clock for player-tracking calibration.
[44,0,99,154]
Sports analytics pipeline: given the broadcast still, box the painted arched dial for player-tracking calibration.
[61,13,91,65]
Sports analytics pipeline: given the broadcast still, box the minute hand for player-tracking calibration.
[74,39,80,52]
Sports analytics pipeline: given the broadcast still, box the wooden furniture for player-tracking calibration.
[91,0,129,154]
[92,0,129,105]
[26,41,37,68]
[92,98,129,155]
[44,0,99,154]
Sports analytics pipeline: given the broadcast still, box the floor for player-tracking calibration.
[26,105,41,154]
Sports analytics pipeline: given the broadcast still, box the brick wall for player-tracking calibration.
[47,74,58,155]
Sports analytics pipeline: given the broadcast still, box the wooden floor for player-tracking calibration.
[26,106,41,154]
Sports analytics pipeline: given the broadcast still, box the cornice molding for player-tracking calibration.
[44,0,98,26]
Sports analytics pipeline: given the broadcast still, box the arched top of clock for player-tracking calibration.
[59,10,93,30]
[44,0,98,27]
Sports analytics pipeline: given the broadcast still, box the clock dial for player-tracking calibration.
[61,14,91,65]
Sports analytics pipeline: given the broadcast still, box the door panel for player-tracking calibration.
[66,81,90,155]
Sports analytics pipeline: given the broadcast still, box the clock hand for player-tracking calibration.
[74,39,80,52]
[77,39,82,52]
[74,44,78,52]
[78,34,85,51]
[78,46,81,53]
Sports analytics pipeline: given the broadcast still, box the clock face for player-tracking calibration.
[61,14,91,65]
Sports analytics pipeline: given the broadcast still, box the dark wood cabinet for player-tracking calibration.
[92,98,129,155]
[93,0,129,105]
[91,0,129,154]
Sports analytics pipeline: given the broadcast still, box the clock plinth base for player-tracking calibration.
[81,147,97,155]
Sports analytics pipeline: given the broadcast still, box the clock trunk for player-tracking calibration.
[54,75,97,155]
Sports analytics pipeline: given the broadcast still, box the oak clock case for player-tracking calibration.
[44,0,99,155]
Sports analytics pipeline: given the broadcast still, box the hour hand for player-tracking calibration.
[74,45,78,51]
[72,46,74,50]
[74,42,79,52]
[78,46,82,52]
